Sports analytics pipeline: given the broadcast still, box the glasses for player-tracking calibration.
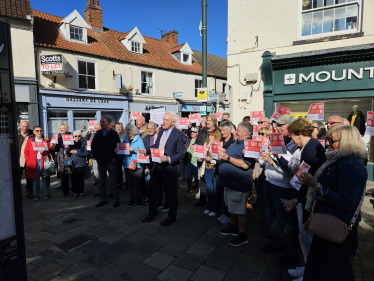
[313,126,318,129]
[325,122,342,126]
[35,129,43,132]
[276,123,284,127]
[74,135,81,138]
[258,121,267,125]
[259,133,265,136]
[326,137,339,146]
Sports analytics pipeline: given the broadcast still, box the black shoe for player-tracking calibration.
[113,201,120,208]
[143,198,149,205]
[277,253,300,267]
[194,200,207,207]
[157,203,163,209]
[262,241,284,253]
[108,192,113,198]
[136,202,142,208]
[93,192,100,197]
[162,205,169,212]
[127,200,136,208]
[160,217,176,226]
[220,225,239,236]
[229,232,248,246]
[142,212,159,223]
[95,201,108,208]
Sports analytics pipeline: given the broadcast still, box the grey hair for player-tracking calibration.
[165,111,177,122]
[148,121,157,129]
[73,130,82,137]
[220,121,233,131]
[238,121,253,136]
[127,124,139,135]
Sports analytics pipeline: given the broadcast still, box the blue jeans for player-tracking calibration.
[33,159,51,197]
[205,168,218,213]
[264,181,294,222]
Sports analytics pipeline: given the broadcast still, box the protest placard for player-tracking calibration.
[151,148,164,163]
[178,117,189,129]
[276,104,291,118]
[366,111,374,136]
[253,125,259,136]
[250,111,265,122]
[318,139,325,147]
[137,151,150,164]
[290,161,311,191]
[88,120,96,129]
[117,143,130,155]
[270,133,287,154]
[32,141,49,151]
[86,140,92,151]
[244,140,262,158]
[201,117,206,122]
[150,108,165,125]
[231,128,236,134]
[211,141,223,160]
[51,133,58,144]
[62,134,74,145]
[215,112,223,122]
[307,103,324,120]
[253,135,269,152]
[189,113,201,124]
[131,111,142,119]
[193,145,208,158]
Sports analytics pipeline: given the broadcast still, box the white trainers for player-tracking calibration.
[208,212,216,217]
[185,191,193,198]
[293,277,303,281]
[288,267,304,279]
[204,209,210,215]
[217,214,225,222]
[221,216,231,225]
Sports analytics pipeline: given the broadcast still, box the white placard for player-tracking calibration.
[150,108,165,125]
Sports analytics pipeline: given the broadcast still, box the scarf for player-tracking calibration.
[305,149,342,212]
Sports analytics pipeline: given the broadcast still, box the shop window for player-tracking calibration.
[131,41,141,54]
[70,26,84,41]
[16,103,29,124]
[195,79,202,98]
[141,71,153,94]
[47,110,68,139]
[77,60,96,90]
[73,110,96,132]
[300,0,360,39]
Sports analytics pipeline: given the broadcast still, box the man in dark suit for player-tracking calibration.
[138,112,186,226]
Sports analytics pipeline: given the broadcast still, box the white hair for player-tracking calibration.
[148,121,157,129]
[73,130,82,137]
[127,124,139,135]
[165,111,177,122]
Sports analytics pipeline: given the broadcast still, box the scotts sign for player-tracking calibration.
[40,54,68,76]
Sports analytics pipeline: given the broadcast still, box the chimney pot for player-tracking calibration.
[84,0,103,30]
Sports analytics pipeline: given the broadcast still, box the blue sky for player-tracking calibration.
[30,0,228,58]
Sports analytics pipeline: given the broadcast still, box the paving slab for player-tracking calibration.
[157,265,193,281]
[158,241,189,257]
[190,265,226,281]
[124,263,160,281]
[112,252,147,270]
[61,262,97,281]
[28,262,67,281]
[187,243,215,258]
[55,251,90,267]
[143,251,175,270]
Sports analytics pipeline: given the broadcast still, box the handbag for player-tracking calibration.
[64,154,76,168]
[304,190,365,243]
[269,210,297,246]
[129,160,138,171]
[43,154,56,178]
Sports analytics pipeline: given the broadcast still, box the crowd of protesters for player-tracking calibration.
[18,109,372,281]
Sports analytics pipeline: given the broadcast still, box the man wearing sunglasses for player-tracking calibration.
[325,115,344,130]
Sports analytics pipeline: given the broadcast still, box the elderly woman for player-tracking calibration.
[122,124,145,207]
[51,123,72,196]
[297,125,367,281]
[24,126,51,201]
[311,121,327,140]
[66,130,89,199]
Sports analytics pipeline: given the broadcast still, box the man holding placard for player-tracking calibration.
[138,112,186,226]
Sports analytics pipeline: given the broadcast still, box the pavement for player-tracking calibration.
[22,175,374,281]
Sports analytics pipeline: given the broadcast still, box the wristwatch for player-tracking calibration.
[293,198,298,204]
[315,183,321,191]
[271,161,277,167]
[227,156,231,162]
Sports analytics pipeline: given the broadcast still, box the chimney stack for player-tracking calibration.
[161,30,178,46]
[84,0,103,30]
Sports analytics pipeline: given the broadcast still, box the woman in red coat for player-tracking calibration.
[24,126,52,201]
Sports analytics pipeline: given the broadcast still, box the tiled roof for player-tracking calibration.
[192,50,227,79]
[33,9,213,76]
[0,0,32,20]
[170,43,185,54]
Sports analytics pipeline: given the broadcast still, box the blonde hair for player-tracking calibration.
[73,130,82,137]
[327,125,366,158]
[59,123,69,133]
[258,126,272,137]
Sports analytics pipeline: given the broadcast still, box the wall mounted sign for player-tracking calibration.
[40,54,68,76]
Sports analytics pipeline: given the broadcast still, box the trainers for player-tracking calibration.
[34,196,40,201]
[221,216,231,225]
[220,225,239,236]
[185,191,193,198]
[79,193,84,199]
[162,205,169,212]
[127,200,136,208]
[217,214,225,222]
[229,232,248,246]
[44,194,51,200]
[204,209,210,215]
[288,267,305,278]
[73,194,79,199]
[208,212,216,217]
[136,203,142,208]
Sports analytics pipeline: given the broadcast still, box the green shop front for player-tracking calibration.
[262,44,374,180]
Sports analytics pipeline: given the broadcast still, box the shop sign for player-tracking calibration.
[173,92,183,98]
[40,54,68,76]
[197,87,208,102]
[181,105,212,112]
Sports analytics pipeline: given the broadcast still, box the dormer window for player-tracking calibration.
[183,54,190,63]
[70,26,83,41]
[171,43,193,65]
[131,41,141,54]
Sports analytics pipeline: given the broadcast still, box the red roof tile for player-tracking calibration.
[0,0,32,20]
[170,43,185,54]
[33,9,213,76]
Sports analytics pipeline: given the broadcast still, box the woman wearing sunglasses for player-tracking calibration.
[65,130,89,199]
[296,125,367,281]
[24,126,51,201]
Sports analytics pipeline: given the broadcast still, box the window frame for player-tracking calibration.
[195,79,202,98]
[181,52,192,65]
[76,58,98,91]
[70,25,84,41]
[297,0,362,41]
[131,41,141,54]
[140,70,155,95]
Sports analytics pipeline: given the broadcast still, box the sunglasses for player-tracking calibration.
[325,122,342,126]
[326,137,339,146]
[259,133,265,136]
[276,123,284,127]
[74,135,81,138]
[35,129,43,132]
[258,121,266,125]
[313,126,318,129]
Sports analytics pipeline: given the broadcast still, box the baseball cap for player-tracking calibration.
[190,127,199,133]
[275,114,295,125]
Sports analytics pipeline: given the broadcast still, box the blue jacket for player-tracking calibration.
[315,157,367,224]
[123,135,145,169]
[67,140,89,168]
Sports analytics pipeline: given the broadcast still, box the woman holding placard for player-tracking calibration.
[122,124,145,207]
[24,126,52,201]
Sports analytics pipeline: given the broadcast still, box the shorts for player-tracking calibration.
[184,162,200,180]
[224,187,249,215]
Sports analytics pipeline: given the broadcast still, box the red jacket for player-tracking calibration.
[24,137,51,179]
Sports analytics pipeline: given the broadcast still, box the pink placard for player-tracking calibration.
[318,140,326,147]
[88,120,97,129]
[201,117,206,122]
[244,140,262,158]
[62,134,74,145]
[211,141,223,160]
[131,111,142,119]
[86,140,92,150]
[250,111,265,122]
[253,135,269,148]
[215,112,223,122]
[117,143,130,155]
[51,133,58,144]
[253,125,259,136]
[178,117,189,129]
[189,113,201,124]
[276,104,291,118]
[270,133,286,154]
[32,141,49,151]
[151,148,164,163]
[307,103,324,120]
[137,151,150,163]
[193,145,208,158]
[290,161,311,191]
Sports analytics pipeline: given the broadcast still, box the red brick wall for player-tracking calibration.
[161,31,178,46]
[84,5,103,30]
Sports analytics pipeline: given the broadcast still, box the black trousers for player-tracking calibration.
[128,168,143,204]
[148,166,178,219]
[116,158,124,188]
[70,167,85,194]
[20,166,33,192]
[304,225,356,281]
[61,172,70,195]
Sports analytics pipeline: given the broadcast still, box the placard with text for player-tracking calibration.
[137,151,150,164]
[117,143,130,155]
[215,112,223,122]
[276,104,291,118]
[193,145,208,158]
[51,133,58,144]
[131,111,142,119]
[253,135,269,152]
[318,139,326,147]
[86,140,92,151]
[88,120,96,130]
[151,148,164,163]
[366,111,374,136]
[253,124,259,136]
[211,141,223,160]
[244,140,262,158]
[250,111,265,122]
[62,134,74,145]
[178,117,189,129]
[307,103,324,120]
[290,161,311,191]
[270,133,287,154]
[189,113,201,124]
[32,141,49,151]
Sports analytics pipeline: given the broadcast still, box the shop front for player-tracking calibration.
[181,103,228,118]
[262,44,374,179]
[129,102,179,122]
[39,89,129,138]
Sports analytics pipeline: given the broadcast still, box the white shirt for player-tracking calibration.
[35,138,42,159]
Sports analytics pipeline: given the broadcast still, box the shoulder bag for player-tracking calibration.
[64,154,76,168]
[269,210,297,246]
[304,190,365,243]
